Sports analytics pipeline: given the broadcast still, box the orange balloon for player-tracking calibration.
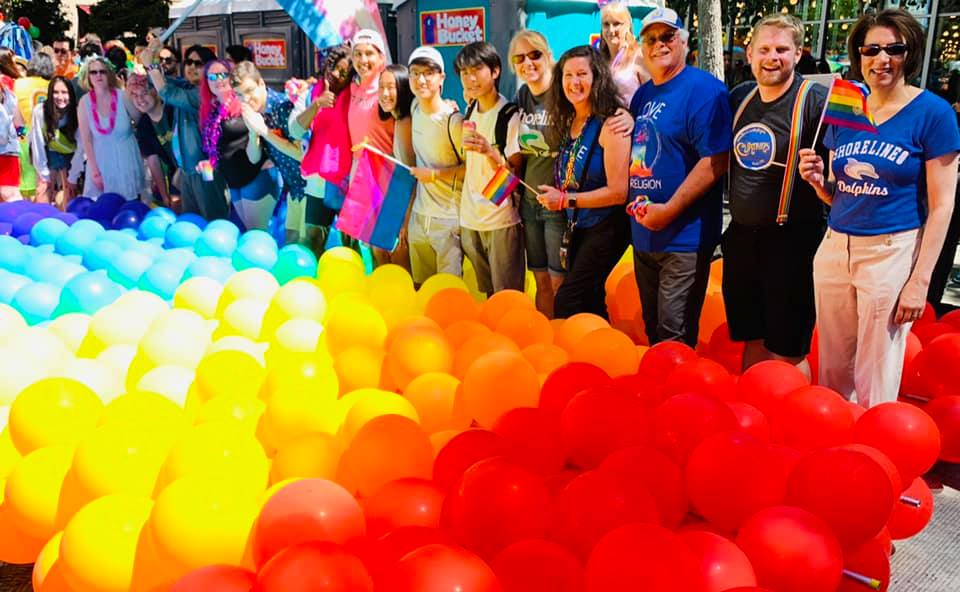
[444,320,492,349]
[571,328,640,377]
[479,290,535,329]
[403,372,466,434]
[698,291,727,347]
[384,328,454,391]
[425,289,481,328]
[521,343,569,375]
[453,332,520,379]
[555,313,610,353]
[384,318,443,351]
[334,347,385,395]
[336,415,433,497]
[0,503,45,564]
[614,274,641,324]
[429,430,462,458]
[495,308,554,348]
[270,432,341,484]
[604,259,633,299]
[462,351,540,427]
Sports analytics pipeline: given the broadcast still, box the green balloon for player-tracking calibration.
[272,244,318,284]
[29,25,40,39]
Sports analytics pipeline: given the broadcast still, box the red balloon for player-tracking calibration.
[17,17,30,28]
[544,469,581,498]
[599,446,688,527]
[914,334,960,398]
[942,308,960,331]
[911,321,957,346]
[707,323,746,375]
[491,539,584,592]
[785,447,895,548]
[652,393,739,464]
[914,302,937,326]
[171,566,256,592]
[852,402,941,484]
[609,372,664,406]
[364,478,446,538]
[638,341,698,382]
[839,443,903,496]
[662,358,736,401]
[923,395,960,462]
[559,387,651,469]
[727,401,771,442]
[433,429,508,490]
[725,589,775,592]
[252,479,366,568]
[887,476,934,540]
[737,360,810,414]
[539,362,612,417]
[351,526,456,580]
[492,407,565,475]
[771,386,854,450]
[585,523,700,592]
[256,541,373,591]
[679,530,757,592]
[837,535,890,592]
[849,401,867,420]
[445,457,552,559]
[549,469,660,558]
[735,506,843,592]
[378,544,502,592]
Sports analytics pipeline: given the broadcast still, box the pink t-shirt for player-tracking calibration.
[348,76,394,155]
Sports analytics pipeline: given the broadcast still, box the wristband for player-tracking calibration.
[431,169,437,183]
[148,63,161,72]
[15,126,26,139]
[559,190,567,210]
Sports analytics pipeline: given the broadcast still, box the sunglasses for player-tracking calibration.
[207,71,230,81]
[53,47,69,55]
[88,69,108,77]
[643,30,678,46]
[510,50,544,65]
[858,43,907,57]
[160,56,177,64]
[184,58,204,67]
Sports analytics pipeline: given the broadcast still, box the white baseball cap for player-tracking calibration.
[352,29,386,55]
[640,7,685,34]
[408,46,444,73]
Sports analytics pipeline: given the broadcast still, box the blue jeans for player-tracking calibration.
[520,196,566,276]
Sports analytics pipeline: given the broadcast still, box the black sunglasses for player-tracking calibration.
[858,43,907,57]
[510,50,544,65]
[643,30,678,46]
[53,47,69,55]
[184,58,204,67]
[160,56,177,64]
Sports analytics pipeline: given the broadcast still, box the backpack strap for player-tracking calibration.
[446,111,462,165]
[776,79,816,225]
[494,102,519,158]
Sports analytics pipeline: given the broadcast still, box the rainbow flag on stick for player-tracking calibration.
[481,166,521,206]
[821,79,878,133]
[336,148,415,250]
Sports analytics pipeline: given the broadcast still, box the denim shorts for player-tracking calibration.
[46,149,74,172]
[229,167,279,203]
[519,196,566,276]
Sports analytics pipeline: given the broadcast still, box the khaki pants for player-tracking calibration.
[813,227,921,408]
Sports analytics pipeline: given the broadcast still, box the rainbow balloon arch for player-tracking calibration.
[0,198,958,592]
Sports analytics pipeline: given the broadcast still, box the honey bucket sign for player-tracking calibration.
[245,38,288,70]
[420,7,485,47]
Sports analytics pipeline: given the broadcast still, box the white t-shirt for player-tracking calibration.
[460,95,521,231]
[411,99,463,220]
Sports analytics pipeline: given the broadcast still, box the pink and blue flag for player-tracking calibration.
[276,0,389,57]
[336,149,416,250]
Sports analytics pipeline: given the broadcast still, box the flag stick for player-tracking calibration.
[352,140,413,172]
[160,0,205,43]
[810,77,836,150]
[842,569,882,590]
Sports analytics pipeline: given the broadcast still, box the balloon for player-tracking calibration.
[12,212,43,236]
[324,299,387,354]
[403,372,465,434]
[55,270,123,316]
[174,276,224,318]
[108,250,154,287]
[433,429,508,490]
[363,477,446,537]
[662,358,736,401]
[171,566,257,592]
[30,217,70,246]
[453,332,519,379]
[256,541,373,591]
[0,503,47,564]
[462,351,540,427]
[233,237,279,271]
[522,343,570,375]
[479,289,535,328]
[491,407,564,475]
[737,360,810,414]
[637,340,698,382]
[336,415,433,497]
[555,313,609,352]
[252,478,366,568]
[65,196,94,218]
[138,262,186,299]
[4,445,73,539]
[165,221,203,249]
[852,402,941,484]
[31,530,62,590]
[491,539,583,592]
[195,395,265,435]
[838,534,890,592]
[446,457,552,559]
[11,282,61,324]
[679,530,757,592]
[385,325,455,391]
[886,476,934,540]
[570,328,640,377]
[560,387,651,469]
[260,279,327,339]
[735,506,843,592]
[135,366,196,407]
[585,523,700,592]
[923,395,960,462]
[495,307,554,348]
[272,244,318,284]
[551,468,660,558]
[82,239,122,271]
[379,543,501,592]
[599,445,688,527]
[771,386,855,450]
[111,207,144,230]
[139,215,172,241]
[8,378,103,455]
[269,432,339,484]
[652,393,738,464]
[157,423,269,495]
[183,256,234,284]
[194,349,266,401]
[59,494,153,592]
[425,287,481,327]
[728,401,772,442]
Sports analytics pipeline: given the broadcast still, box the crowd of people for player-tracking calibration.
[1,2,958,409]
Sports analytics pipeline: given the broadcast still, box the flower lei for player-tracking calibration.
[201,98,231,168]
[89,87,118,135]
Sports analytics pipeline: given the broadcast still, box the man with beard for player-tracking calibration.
[722,13,828,378]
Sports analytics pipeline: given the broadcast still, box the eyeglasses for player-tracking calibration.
[53,47,69,55]
[160,56,177,64]
[184,58,204,67]
[858,43,908,57]
[409,68,439,79]
[88,69,108,77]
[643,30,678,46]
[510,50,543,65]
[207,71,230,81]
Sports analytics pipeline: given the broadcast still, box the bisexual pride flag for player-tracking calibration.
[336,148,416,250]
[275,0,390,58]
[822,79,878,134]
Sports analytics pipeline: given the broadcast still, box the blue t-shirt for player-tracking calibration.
[824,90,960,236]
[263,88,306,201]
[628,66,732,252]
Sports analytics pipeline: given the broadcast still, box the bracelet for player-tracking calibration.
[148,63,161,72]
[559,190,567,210]
[431,169,437,183]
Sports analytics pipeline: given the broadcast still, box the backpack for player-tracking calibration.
[464,99,519,158]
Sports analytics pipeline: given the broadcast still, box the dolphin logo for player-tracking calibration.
[844,158,880,181]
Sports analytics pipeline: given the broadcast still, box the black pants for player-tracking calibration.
[554,211,630,319]
[927,185,960,316]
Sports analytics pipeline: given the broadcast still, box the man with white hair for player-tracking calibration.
[627,7,732,347]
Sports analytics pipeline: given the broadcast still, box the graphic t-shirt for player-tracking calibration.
[729,75,828,226]
[460,95,522,231]
[136,106,177,173]
[515,84,560,202]
[628,66,732,252]
[824,90,960,236]
[263,88,306,201]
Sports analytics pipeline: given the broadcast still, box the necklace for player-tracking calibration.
[560,117,590,190]
[90,88,118,135]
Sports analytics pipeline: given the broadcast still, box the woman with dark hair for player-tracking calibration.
[30,76,78,206]
[799,8,960,407]
[536,45,631,318]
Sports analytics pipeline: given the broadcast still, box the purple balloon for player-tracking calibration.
[0,201,32,223]
[89,193,127,221]
[56,213,79,225]
[12,212,44,236]
[15,234,30,245]
[0,222,12,236]
[66,197,94,218]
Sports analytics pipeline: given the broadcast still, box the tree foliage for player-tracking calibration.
[87,0,171,43]
[0,0,71,44]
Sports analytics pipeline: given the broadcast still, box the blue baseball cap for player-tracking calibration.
[640,7,685,34]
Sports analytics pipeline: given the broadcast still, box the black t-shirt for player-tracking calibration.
[729,75,828,226]
[217,115,266,188]
[136,107,177,173]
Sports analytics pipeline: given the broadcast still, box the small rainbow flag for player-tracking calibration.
[481,166,520,206]
[822,79,878,133]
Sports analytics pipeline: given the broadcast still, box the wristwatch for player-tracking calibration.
[566,193,577,209]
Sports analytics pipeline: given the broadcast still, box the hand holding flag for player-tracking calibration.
[811,78,878,149]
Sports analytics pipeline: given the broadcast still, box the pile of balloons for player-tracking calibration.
[0,207,957,591]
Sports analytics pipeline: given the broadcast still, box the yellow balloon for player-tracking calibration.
[157,423,269,496]
[148,478,259,579]
[0,303,27,348]
[174,276,224,319]
[8,378,103,455]
[4,445,73,539]
[216,268,280,317]
[60,494,153,592]
[0,346,50,406]
[46,314,91,354]
[194,349,266,402]
[271,318,325,356]
[415,273,470,312]
[316,261,367,301]
[56,358,124,403]
[319,245,364,271]
[270,432,340,484]
[208,336,268,365]
[135,365,196,408]
[32,530,62,591]
[257,387,340,453]
[260,279,327,340]
[334,346,385,394]
[196,396,266,435]
[324,299,387,354]
[215,297,269,341]
[78,294,168,356]
[96,344,137,384]
[338,388,420,444]
[261,353,339,402]
[99,391,189,435]
[0,428,20,481]
[126,314,215,389]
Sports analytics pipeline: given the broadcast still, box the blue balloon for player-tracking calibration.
[120,228,138,237]
[111,207,144,230]
[137,262,185,300]
[0,201,32,223]
[177,212,209,230]
[238,229,277,248]
[14,234,29,245]
[11,282,62,325]
[28,203,61,217]
[205,219,240,240]
[0,235,27,272]
[101,229,137,249]
[184,256,234,284]
[12,212,44,236]
[71,219,106,236]
[194,227,238,258]
[145,207,177,224]
[55,270,123,316]
[55,226,99,257]
[156,247,197,271]
[272,244,319,284]
[82,240,123,271]
[0,271,30,304]
[164,221,203,249]
[118,200,150,217]
[138,216,171,241]
[30,217,70,246]
[24,251,64,281]
[129,239,164,261]
[55,212,78,225]
[89,193,127,222]
[43,262,86,287]
[108,250,154,288]
[232,238,279,271]
[65,196,95,218]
